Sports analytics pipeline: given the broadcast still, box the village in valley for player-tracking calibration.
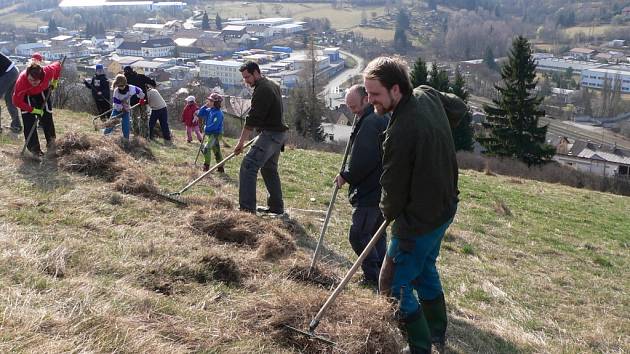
[0,0,629,353]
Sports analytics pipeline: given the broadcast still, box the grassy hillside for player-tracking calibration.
[0,109,628,353]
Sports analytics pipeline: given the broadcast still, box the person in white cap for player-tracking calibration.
[181,95,202,143]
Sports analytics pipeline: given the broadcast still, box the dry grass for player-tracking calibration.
[242,283,403,353]
[0,109,628,353]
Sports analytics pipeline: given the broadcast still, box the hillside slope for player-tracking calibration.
[0,109,628,353]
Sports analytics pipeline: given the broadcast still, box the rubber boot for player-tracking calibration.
[402,311,432,354]
[217,166,225,173]
[422,293,447,353]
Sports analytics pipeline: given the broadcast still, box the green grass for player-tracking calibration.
[0,108,628,353]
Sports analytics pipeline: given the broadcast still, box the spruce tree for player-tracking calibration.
[450,67,474,151]
[480,36,555,166]
[48,18,59,35]
[215,13,223,30]
[483,46,498,71]
[201,12,210,30]
[410,56,428,88]
[428,62,450,92]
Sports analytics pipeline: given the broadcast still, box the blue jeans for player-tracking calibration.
[148,107,171,140]
[379,217,454,319]
[239,130,287,213]
[349,206,387,283]
[104,109,130,139]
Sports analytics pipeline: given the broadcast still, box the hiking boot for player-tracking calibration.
[217,166,225,173]
[46,139,57,158]
[203,163,210,172]
[256,205,284,215]
[164,139,174,146]
[29,149,44,161]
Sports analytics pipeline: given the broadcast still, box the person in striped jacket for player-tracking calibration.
[105,74,145,142]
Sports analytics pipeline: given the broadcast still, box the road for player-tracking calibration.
[322,50,365,108]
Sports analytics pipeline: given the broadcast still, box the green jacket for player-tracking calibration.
[380,85,467,238]
[245,77,288,132]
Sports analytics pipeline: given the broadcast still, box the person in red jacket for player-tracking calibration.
[181,95,202,143]
[12,60,61,157]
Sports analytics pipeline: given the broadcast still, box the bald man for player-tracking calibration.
[334,84,389,288]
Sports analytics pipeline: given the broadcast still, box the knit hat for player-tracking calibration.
[95,64,104,71]
[185,95,196,102]
[113,74,127,88]
[123,65,133,74]
[207,92,223,102]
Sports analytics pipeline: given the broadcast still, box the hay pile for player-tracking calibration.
[116,136,155,160]
[242,284,402,353]
[189,209,296,258]
[57,133,158,197]
[143,253,243,295]
[285,263,339,289]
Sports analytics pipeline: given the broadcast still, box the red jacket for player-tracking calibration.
[12,61,62,113]
[182,102,199,127]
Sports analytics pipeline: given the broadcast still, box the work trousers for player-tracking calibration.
[349,206,387,283]
[203,133,223,165]
[21,91,55,153]
[0,66,21,132]
[239,130,287,213]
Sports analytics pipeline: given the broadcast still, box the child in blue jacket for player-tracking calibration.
[195,92,225,172]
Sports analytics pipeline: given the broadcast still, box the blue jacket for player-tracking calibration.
[340,105,389,207]
[198,106,224,134]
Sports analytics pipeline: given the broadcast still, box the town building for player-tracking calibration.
[569,47,597,61]
[580,65,630,93]
[535,57,603,74]
[553,136,630,178]
[198,59,244,86]
[116,38,176,58]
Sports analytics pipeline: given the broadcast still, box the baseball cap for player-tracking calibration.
[32,52,43,61]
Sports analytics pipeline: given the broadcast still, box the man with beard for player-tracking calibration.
[363,56,467,354]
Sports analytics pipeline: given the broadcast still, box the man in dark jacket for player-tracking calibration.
[234,61,289,215]
[0,53,21,134]
[84,64,110,117]
[334,84,388,288]
[363,57,467,354]
[123,65,155,137]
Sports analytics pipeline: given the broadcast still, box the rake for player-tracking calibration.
[307,113,358,277]
[157,135,258,206]
[94,103,140,131]
[284,220,389,346]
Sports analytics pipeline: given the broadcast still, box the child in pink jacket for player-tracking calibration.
[181,95,203,143]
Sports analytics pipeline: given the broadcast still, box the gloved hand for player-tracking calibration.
[50,79,59,90]
[139,99,146,106]
[31,108,43,116]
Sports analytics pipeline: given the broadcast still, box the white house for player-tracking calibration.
[554,137,630,178]
[198,59,244,86]
[580,65,630,93]
[116,38,176,58]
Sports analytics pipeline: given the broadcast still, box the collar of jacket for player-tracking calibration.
[254,76,267,88]
[390,94,413,125]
